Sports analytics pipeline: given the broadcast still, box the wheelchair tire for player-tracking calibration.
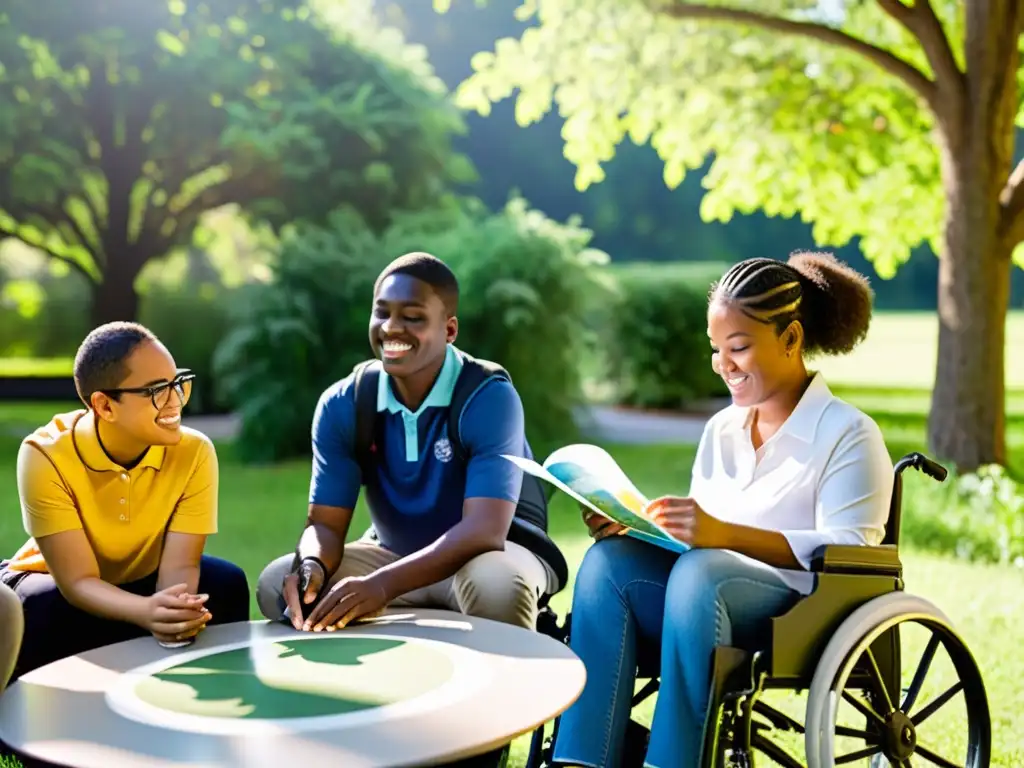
[804,592,991,768]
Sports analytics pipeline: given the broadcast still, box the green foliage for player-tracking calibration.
[0,255,90,358]
[138,274,233,415]
[0,0,472,318]
[378,198,612,457]
[211,208,384,463]
[601,261,728,410]
[213,198,608,463]
[903,464,1024,569]
[447,0,959,279]
[0,245,230,414]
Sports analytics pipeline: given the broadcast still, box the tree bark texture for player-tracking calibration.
[89,264,140,327]
[926,0,1021,472]
[661,0,1023,471]
[929,155,1012,470]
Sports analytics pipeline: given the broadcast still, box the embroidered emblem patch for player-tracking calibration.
[433,437,453,463]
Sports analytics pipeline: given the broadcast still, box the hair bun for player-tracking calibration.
[787,251,874,356]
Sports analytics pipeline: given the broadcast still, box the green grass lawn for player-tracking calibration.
[5,309,1024,387]
[0,407,1022,767]
[813,310,1024,389]
[0,358,73,377]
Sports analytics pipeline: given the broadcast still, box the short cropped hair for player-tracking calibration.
[374,252,459,315]
[709,251,875,357]
[74,322,157,405]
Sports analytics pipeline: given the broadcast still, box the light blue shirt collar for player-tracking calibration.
[376,343,464,417]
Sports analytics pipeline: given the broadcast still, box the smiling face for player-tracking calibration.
[707,299,804,408]
[92,339,189,447]
[369,273,457,379]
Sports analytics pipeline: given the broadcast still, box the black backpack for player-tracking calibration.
[350,352,569,599]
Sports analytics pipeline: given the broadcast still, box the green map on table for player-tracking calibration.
[133,636,454,719]
[502,444,688,554]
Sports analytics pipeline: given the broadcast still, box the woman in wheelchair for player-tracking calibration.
[550,252,896,768]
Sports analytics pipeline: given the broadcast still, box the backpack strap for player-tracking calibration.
[447,352,569,596]
[352,359,382,480]
[349,351,569,596]
[447,353,510,460]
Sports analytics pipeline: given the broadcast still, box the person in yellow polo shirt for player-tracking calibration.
[0,321,249,681]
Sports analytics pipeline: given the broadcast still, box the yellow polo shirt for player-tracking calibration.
[6,409,218,585]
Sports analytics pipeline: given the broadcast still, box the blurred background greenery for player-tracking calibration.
[1,1,1023,763]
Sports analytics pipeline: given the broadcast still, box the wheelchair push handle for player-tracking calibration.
[895,451,948,483]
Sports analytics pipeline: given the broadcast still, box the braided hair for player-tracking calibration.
[709,252,875,357]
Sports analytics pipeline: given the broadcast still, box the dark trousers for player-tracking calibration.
[0,554,250,682]
[0,555,249,767]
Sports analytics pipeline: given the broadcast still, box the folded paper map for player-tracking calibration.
[502,444,688,554]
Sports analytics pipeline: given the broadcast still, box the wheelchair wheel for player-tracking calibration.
[804,592,990,768]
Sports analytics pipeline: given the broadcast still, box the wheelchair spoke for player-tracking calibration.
[808,605,991,768]
[910,681,963,726]
[753,700,804,733]
[902,632,940,715]
[835,744,881,764]
[914,743,960,768]
[842,689,886,725]
[863,646,896,713]
[750,732,804,768]
[834,724,875,740]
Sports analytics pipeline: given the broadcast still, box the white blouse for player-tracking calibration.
[689,373,895,595]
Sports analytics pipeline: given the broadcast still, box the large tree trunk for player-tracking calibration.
[928,169,1012,472]
[928,60,1016,472]
[926,0,1021,473]
[89,260,142,326]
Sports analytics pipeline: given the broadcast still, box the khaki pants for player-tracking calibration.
[0,581,23,691]
[257,537,553,631]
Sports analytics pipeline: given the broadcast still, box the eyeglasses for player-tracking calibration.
[102,369,195,410]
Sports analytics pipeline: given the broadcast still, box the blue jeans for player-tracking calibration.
[551,537,801,768]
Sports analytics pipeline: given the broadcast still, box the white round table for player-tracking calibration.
[0,608,586,768]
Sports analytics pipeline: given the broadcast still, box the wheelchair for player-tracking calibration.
[525,451,993,768]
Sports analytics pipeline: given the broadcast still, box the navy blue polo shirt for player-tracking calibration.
[308,345,528,556]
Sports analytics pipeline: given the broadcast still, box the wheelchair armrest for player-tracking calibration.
[809,544,902,578]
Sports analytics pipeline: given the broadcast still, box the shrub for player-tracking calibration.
[212,198,608,463]
[382,198,612,457]
[601,261,730,411]
[138,277,233,415]
[902,463,1024,568]
[0,262,90,358]
[211,208,385,463]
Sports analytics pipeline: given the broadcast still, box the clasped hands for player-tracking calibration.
[582,495,731,549]
[141,583,212,644]
[282,560,389,633]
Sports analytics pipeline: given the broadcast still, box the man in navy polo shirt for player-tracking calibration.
[255,253,555,632]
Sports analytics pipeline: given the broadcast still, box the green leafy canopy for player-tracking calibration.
[442,0,993,277]
[0,0,472,290]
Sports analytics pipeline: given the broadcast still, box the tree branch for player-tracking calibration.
[655,1,939,110]
[875,0,964,119]
[0,223,98,286]
[55,205,98,258]
[149,167,278,258]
